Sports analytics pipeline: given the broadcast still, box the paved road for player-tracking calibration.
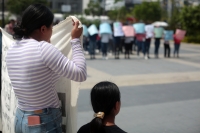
[77,42,200,133]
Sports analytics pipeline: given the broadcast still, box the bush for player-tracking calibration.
[183,34,200,44]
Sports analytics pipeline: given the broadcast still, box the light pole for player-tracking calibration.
[2,0,5,28]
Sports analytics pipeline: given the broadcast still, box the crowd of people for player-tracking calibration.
[83,23,183,60]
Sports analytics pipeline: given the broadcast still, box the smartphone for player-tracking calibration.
[28,116,40,126]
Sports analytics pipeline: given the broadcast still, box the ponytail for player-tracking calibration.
[90,112,105,133]
[90,117,104,133]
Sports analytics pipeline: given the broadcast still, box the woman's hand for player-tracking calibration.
[71,21,83,39]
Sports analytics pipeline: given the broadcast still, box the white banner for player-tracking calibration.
[0,16,83,133]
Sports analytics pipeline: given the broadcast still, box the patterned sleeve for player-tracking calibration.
[40,39,87,82]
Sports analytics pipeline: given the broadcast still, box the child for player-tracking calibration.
[77,81,127,133]
[173,34,181,58]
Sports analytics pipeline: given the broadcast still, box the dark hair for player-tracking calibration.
[90,81,121,133]
[9,19,15,23]
[13,4,54,40]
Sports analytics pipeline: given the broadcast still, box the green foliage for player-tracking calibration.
[107,6,131,21]
[179,5,200,35]
[84,1,103,16]
[114,0,123,3]
[7,0,49,15]
[133,1,162,23]
[179,5,200,43]
[183,35,200,44]
[168,0,181,31]
[78,17,100,28]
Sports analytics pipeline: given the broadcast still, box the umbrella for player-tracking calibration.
[152,21,168,27]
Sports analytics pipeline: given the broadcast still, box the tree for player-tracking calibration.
[84,1,103,16]
[168,0,181,31]
[107,6,131,21]
[7,0,49,15]
[179,5,200,35]
[133,1,162,23]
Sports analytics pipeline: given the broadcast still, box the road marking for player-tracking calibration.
[80,71,200,89]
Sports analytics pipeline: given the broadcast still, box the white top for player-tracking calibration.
[125,37,134,43]
[101,33,112,43]
[145,24,154,39]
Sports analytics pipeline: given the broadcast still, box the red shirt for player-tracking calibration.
[136,34,145,41]
[173,35,181,44]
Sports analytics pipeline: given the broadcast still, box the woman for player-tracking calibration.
[77,81,126,133]
[6,4,86,133]
[173,34,181,58]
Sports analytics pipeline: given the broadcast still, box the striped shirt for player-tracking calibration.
[6,38,87,111]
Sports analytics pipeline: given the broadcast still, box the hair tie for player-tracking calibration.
[94,112,105,119]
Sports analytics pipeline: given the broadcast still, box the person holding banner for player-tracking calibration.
[77,81,127,133]
[145,24,154,59]
[173,34,181,58]
[6,4,86,133]
[124,37,133,59]
[88,24,98,59]
[135,34,145,56]
[154,26,164,58]
[133,23,146,57]
[113,22,124,59]
[99,23,113,60]
[163,30,173,58]
[173,29,186,58]
[101,33,112,60]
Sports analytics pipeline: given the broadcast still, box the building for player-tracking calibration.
[83,0,90,10]
[47,0,83,14]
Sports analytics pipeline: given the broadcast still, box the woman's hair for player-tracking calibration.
[90,81,121,133]
[13,4,54,40]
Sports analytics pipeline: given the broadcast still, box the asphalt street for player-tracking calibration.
[77,42,200,133]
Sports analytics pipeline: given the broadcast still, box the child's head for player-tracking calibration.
[90,81,121,133]
[13,4,54,40]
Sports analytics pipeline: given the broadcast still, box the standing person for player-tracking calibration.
[132,36,137,51]
[77,81,127,133]
[154,26,164,58]
[135,33,145,56]
[164,40,171,58]
[114,36,121,59]
[96,34,101,53]
[89,33,97,59]
[113,22,124,59]
[173,34,181,58]
[101,33,112,60]
[6,4,87,133]
[124,37,133,59]
[83,35,88,51]
[145,24,154,59]
[5,19,15,35]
